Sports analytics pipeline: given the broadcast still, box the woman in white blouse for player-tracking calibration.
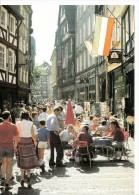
[16,111,39,188]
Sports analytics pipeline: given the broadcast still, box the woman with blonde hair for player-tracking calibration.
[90,117,100,134]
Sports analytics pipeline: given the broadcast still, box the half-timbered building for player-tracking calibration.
[0,5,23,112]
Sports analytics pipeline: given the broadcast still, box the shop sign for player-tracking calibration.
[108,50,122,64]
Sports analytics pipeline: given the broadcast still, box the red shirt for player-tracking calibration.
[0,121,19,150]
[111,127,124,142]
[77,132,92,147]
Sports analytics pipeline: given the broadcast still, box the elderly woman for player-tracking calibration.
[16,111,39,188]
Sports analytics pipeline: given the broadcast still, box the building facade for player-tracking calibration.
[31,62,52,99]
[50,48,58,99]
[0,5,23,112]
[55,5,76,100]
[105,5,134,120]
[0,5,33,112]
[15,5,33,103]
[75,5,97,102]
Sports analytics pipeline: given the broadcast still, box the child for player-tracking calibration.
[37,119,50,174]
[59,124,75,156]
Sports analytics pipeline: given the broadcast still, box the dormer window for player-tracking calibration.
[10,16,15,35]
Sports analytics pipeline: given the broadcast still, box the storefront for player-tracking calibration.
[0,85,16,114]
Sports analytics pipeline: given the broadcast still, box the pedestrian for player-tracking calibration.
[0,111,19,190]
[57,105,65,130]
[32,111,39,129]
[38,107,48,127]
[46,103,53,115]
[15,111,39,188]
[47,106,66,167]
[75,103,84,118]
[37,119,50,174]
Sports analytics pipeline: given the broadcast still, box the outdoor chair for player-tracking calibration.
[61,141,72,162]
[112,131,129,160]
[124,131,130,149]
[74,141,94,167]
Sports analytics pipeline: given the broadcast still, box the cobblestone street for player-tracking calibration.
[0,137,135,195]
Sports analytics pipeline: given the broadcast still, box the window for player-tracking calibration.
[83,22,86,39]
[92,12,95,32]
[77,57,79,73]
[76,32,78,47]
[20,68,22,81]
[0,7,7,29]
[86,50,88,68]
[23,69,26,82]
[68,39,72,55]
[82,52,84,70]
[80,54,82,72]
[10,16,15,34]
[0,44,6,69]
[90,77,95,85]
[130,6,135,35]
[87,16,91,36]
[79,28,82,45]
[26,71,28,83]
[83,5,86,13]
[122,6,135,53]
[88,51,90,67]
[23,39,26,53]
[77,7,79,23]
[81,5,83,16]
[19,36,22,51]
[78,6,81,19]
[63,21,68,35]
[9,49,15,72]
[83,50,86,70]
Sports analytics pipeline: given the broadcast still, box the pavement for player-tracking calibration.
[0,137,136,195]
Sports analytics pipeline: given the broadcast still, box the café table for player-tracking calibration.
[92,137,112,157]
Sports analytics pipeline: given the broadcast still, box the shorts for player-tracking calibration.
[38,141,48,149]
[0,147,14,158]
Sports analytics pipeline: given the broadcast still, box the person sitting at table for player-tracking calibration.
[74,118,82,137]
[95,120,110,137]
[59,124,74,149]
[72,125,94,162]
[90,117,100,135]
[107,120,124,147]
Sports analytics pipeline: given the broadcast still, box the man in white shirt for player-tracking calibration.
[47,106,66,167]
[75,103,84,118]
[38,107,48,126]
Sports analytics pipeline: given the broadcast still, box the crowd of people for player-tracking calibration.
[0,99,125,190]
